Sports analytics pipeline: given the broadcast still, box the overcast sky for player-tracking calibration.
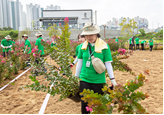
[19,0,163,29]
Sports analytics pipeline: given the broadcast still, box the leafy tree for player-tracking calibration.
[3,27,8,31]
[32,20,35,29]
[47,23,60,38]
[139,29,146,36]
[7,27,13,31]
[119,18,137,39]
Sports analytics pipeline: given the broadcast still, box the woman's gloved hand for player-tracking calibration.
[111,79,118,87]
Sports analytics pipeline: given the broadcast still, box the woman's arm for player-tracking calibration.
[105,62,118,86]
[1,44,6,48]
[24,45,28,53]
[75,59,83,77]
[73,57,78,65]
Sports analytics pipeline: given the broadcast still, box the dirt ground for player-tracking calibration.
[0,50,163,114]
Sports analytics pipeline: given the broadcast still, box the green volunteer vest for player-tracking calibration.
[1,39,12,52]
[78,43,113,84]
[35,37,45,55]
[149,39,154,46]
[24,39,31,54]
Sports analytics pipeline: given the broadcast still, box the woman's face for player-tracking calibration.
[79,37,85,43]
[85,34,97,43]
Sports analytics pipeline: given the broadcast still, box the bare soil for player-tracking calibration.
[0,50,163,114]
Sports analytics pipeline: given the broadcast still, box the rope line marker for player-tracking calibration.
[0,55,50,92]
[38,54,57,114]
[0,67,31,92]
[38,81,55,114]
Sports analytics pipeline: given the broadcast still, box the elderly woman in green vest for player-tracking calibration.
[75,22,118,114]
[70,34,86,67]
[1,35,12,57]
[22,34,31,54]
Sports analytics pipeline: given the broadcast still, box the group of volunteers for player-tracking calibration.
[1,31,47,76]
[0,31,46,57]
[128,36,154,51]
[0,34,31,57]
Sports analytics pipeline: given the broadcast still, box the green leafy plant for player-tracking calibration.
[80,72,149,114]
[139,29,146,36]
[4,60,13,80]
[119,18,137,40]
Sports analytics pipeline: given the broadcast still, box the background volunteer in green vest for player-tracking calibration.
[75,22,118,114]
[51,36,56,47]
[115,36,119,44]
[22,34,31,54]
[141,40,146,50]
[128,37,132,50]
[135,37,140,50]
[131,36,135,51]
[70,34,86,67]
[1,35,12,57]
[22,34,31,66]
[34,31,46,76]
[148,38,154,51]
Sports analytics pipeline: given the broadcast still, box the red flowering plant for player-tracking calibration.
[0,56,6,85]
[80,71,149,114]
[118,48,126,55]
[9,42,22,74]
[106,39,119,51]
[116,48,130,59]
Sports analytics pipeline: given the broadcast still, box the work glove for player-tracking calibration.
[111,79,118,87]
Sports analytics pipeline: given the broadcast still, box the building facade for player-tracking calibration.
[39,9,93,30]
[26,3,41,30]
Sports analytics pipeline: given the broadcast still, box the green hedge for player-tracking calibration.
[0,30,18,41]
[134,30,163,40]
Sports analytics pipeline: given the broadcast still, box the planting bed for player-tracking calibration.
[44,50,163,114]
[0,51,163,114]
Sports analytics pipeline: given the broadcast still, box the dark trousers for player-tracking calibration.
[131,44,135,51]
[80,81,104,114]
[3,52,9,57]
[150,45,153,51]
[136,44,139,50]
[141,44,144,50]
[129,44,131,50]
